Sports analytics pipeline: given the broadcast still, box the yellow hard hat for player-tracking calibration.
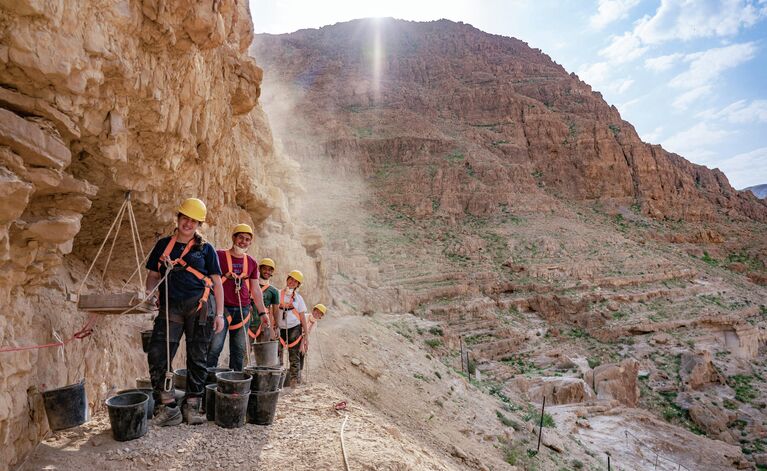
[287,270,304,284]
[177,198,207,222]
[232,223,253,236]
[259,258,276,269]
[313,303,327,314]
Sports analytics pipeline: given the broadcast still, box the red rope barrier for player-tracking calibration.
[0,314,99,353]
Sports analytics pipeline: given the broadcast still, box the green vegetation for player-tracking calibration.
[611,310,628,320]
[501,354,540,375]
[491,139,510,147]
[567,327,589,339]
[355,126,373,138]
[523,404,555,428]
[701,251,719,267]
[729,375,758,403]
[496,410,518,428]
[424,338,442,349]
[608,124,621,136]
[587,357,601,369]
[413,373,430,382]
[428,326,444,336]
[465,333,493,346]
[445,149,465,162]
[614,213,628,232]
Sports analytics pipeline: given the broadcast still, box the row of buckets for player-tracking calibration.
[40,339,285,442]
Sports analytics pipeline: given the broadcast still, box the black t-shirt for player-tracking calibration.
[146,236,222,303]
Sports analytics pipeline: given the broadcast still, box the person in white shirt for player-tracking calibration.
[276,270,308,387]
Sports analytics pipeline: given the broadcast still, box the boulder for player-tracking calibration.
[511,376,595,405]
[584,359,640,407]
[679,351,724,390]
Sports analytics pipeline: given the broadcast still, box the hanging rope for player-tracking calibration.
[76,191,146,299]
[340,413,350,471]
[0,314,98,353]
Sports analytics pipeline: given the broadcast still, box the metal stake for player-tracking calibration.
[536,396,546,452]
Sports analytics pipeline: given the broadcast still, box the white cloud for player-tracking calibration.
[640,126,664,143]
[661,122,734,161]
[577,62,610,87]
[669,42,757,89]
[634,0,767,44]
[590,0,640,29]
[644,53,683,72]
[599,0,767,65]
[697,99,767,123]
[598,31,648,63]
[704,146,767,188]
[672,85,713,110]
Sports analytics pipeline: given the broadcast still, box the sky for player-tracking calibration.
[251,0,767,189]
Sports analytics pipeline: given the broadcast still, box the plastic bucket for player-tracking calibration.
[173,368,187,390]
[252,340,280,367]
[215,390,249,429]
[117,388,154,420]
[41,380,88,431]
[106,392,148,441]
[206,367,232,384]
[247,368,284,392]
[246,390,281,425]
[205,384,217,421]
[140,330,153,353]
[216,371,251,394]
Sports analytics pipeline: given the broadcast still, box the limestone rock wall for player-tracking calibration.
[0,1,323,468]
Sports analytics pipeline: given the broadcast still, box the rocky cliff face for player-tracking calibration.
[252,18,767,224]
[0,1,323,468]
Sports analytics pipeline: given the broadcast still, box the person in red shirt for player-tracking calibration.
[206,224,268,371]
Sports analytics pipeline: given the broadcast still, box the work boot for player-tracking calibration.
[182,398,206,425]
[151,404,182,427]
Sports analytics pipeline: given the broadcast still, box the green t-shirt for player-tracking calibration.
[262,284,280,308]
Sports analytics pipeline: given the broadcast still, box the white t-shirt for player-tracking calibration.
[276,289,307,329]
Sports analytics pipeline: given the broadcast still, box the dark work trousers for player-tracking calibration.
[147,296,214,405]
[278,325,303,384]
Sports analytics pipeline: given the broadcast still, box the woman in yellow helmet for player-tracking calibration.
[144,198,225,426]
[276,270,308,387]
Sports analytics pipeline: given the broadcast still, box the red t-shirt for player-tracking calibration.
[216,250,258,307]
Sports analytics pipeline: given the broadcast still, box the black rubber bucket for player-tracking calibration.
[247,368,284,392]
[173,368,187,390]
[41,380,88,431]
[215,390,249,429]
[140,330,153,353]
[252,340,280,367]
[117,388,154,420]
[206,367,232,384]
[216,371,251,394]
[246,390,281,425]
[205,384,217,421]
[106,392,148,441]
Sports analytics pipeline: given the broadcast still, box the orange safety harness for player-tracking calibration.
[247,281,272,339]
[158,234,213,312]
[278,288,303,348]
[221,250,252,331]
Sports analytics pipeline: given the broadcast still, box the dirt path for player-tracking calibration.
[21,383,457,471]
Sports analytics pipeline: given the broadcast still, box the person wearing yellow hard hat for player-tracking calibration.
[206,223,270,372]
[277,270,308,387]
[144,198,225,427]
[255,257,280,340]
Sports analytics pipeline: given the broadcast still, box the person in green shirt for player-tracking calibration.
[250,257,280,341]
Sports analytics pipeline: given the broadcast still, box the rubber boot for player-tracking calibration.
[182,397,206,425]
[151,403,182,427]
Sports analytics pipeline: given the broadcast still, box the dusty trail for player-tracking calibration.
[22,382,457,471]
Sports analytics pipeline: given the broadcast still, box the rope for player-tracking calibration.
[340,413,350,471]
[623,430,692,470]
[235,277,252,367]
[163,259,173,392]
[76,197,129,297]
[99,200,127,283]
[126,195,145,291]
[0,314,98,353]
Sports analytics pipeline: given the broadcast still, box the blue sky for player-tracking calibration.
[251,0,767,189]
